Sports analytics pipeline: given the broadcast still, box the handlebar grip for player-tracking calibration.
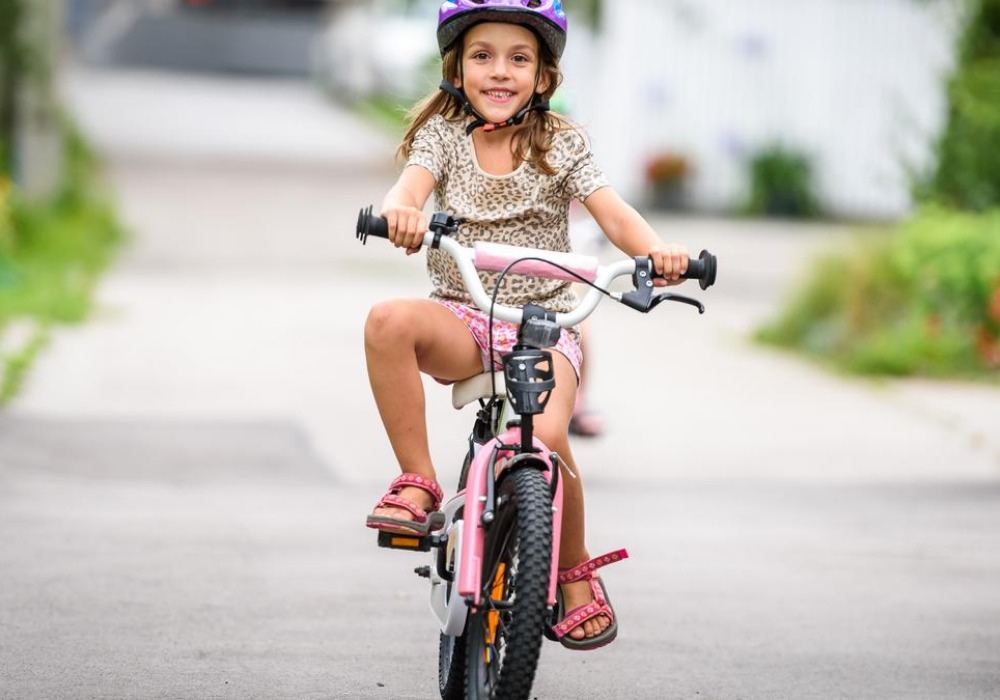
[654,249,717,290]
[683,250,718,290]
[356,205,389,244]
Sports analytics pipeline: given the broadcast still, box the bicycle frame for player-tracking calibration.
[460,425,564,606]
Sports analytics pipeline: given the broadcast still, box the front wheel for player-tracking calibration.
[465,467,553,700]
[438,630,466,700]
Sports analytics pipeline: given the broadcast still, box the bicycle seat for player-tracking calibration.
[451,371,506,409]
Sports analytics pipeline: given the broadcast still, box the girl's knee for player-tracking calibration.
[365,300,414,347]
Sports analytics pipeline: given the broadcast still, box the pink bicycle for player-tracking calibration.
[357,207,716,700]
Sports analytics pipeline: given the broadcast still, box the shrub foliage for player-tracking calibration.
[743,144,821,219]
[925,0,1000,211]
[758,207,1000,376]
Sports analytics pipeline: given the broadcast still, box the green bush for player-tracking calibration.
[0,176,15,296]
[1,119,122,322]
[0,174,12,250]
[0,118,123,402]
[3,191,121,323]
[743,143,821,219]
[921,0,1000,211]
[757,206,1000,377]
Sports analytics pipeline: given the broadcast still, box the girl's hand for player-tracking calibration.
[649,243,689,286]
[382,205,427,255]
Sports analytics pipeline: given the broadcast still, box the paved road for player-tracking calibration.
[1,66,999,699]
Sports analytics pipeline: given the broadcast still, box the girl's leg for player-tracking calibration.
[533,352,611,641]
[570,320,604,437]
[365,299,484,525]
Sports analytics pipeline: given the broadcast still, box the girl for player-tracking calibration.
[364,0,689,650]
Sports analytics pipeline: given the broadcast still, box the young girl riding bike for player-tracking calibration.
[364,0,690,650]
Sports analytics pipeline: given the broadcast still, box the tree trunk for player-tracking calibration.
[13,0,63,200]
[0,0,26,173]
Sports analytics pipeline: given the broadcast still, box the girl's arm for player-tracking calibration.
[381,165,437,254]
[583,186,688,285]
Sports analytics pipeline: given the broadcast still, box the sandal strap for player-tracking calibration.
[374,494,429,524]
[388,473,444,510]
[551,579,615,640]
[557,549,629,584]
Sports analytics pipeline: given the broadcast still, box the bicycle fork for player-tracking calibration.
[457,426,563,607]
[422,426,563,636]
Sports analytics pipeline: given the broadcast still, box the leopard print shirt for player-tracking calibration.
[406,114,609,314]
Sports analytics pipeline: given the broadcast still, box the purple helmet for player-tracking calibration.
[437,0,568,59]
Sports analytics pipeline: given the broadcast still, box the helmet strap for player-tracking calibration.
[438,80,550,135]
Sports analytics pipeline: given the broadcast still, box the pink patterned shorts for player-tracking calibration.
[437,300,583,381]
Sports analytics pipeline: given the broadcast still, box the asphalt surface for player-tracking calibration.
[1,66,999,699]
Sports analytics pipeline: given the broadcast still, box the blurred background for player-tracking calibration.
[51,0,960,218]
[4,0,997,385]
[1,1,999,698]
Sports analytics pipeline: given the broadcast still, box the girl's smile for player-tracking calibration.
[482,88,516,104]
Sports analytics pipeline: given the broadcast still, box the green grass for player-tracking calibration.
[0,324,47,403]
[0,121,124,403]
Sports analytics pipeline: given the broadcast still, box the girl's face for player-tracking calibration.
[455,22,550,127]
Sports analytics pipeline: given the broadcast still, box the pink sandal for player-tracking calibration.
[365,473,445,536]
[551,549,629,650]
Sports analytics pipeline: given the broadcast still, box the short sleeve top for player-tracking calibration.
[405,115,609,314]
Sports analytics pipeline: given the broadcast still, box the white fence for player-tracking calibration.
[562,0,961,220]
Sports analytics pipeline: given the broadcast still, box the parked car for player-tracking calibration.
[311,0,439,102]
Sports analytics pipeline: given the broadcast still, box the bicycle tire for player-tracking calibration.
[438,630,466,700]
[439,447,473,700]
[457,448,473,491]
[465,467,552,700]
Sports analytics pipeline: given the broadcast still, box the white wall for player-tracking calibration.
[562,0,960,220]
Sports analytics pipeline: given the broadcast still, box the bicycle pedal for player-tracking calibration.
[377,531,433,552]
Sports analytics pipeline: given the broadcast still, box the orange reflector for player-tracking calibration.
[484,563,506,662]
[390,536,421,548]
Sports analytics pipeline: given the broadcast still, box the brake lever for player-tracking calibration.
[620,286,705,314]
[619,258,705,314]
[648,292,705,314]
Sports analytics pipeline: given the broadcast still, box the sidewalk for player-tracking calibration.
[63,65,397,169]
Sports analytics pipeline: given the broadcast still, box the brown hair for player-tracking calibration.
[397,28,567,177]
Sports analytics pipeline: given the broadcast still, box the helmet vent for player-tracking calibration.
[437,0,568,58]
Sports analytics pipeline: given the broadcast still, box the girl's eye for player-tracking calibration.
[472,51,490,61]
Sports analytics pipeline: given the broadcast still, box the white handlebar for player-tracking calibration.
[429,233,636,327]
